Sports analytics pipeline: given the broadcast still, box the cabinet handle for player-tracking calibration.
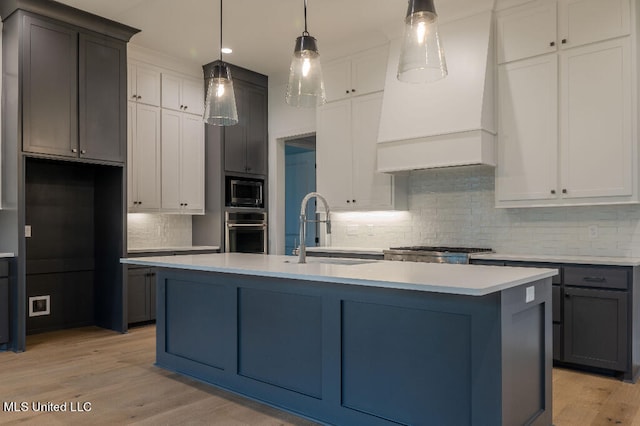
[72,148,78,153]
[550,41,555,47]
[81,150,86,154]
[137,95,142,100]
[562,189,567,194]
[562,39,567,44]
[131,94,137,99]
[565,293,571,298]
[351,89,356,93]
[550,189,556,194]
[183,105,188,111]
[346,200,351,203]
[352,199,356,203]
[583,276,606,283]
[346,90,350,94]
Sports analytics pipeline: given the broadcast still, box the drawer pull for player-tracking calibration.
[583,276,606,283]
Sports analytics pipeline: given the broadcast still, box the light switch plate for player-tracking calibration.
[25,225,32,238]
[525,286,535,303]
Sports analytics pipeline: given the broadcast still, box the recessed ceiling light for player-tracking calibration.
[221,47,233,54]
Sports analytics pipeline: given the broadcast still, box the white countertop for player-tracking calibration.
[128,246,220,254]
[471,253,640,266]
[0,253,14,258]
[306,246,386,255]
[121,253,556,296]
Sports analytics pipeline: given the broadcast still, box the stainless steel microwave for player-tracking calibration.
[226,177,264,208]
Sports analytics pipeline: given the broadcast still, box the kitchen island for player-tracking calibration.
[122,253,556,426]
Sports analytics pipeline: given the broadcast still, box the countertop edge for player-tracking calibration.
[471,253,640,266]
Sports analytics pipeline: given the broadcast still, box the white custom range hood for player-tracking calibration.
[377,10,496,172]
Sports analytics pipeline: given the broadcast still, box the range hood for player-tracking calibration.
[377,10,496,172]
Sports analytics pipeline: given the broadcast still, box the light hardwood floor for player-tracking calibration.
[0,325,638,425]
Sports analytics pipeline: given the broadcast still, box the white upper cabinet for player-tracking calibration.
[496,55,559,203]
[560,38,632,200]
[128,62,161,106]
[496,0,635,207]
[322,44,388,103]
[497,2,558,64]
[497,0,630,64]
[161,109,205,214]
[161,72,205,116]
[128,102,161,212]
[317,92,405,211]
[558,0,630,49]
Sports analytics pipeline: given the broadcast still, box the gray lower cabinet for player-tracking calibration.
[0,261,9,345]
[471,258,638,381]
[563,286,627,371]
[127,266,156,324]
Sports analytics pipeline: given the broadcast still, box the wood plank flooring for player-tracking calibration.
[0,325,638,425]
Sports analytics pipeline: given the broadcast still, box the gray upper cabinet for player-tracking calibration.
[22,15,78,158]
[221,66,268,176]
[79,33,127,163]
[22,14,127,164]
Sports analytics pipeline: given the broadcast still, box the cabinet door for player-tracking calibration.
[161,73,182,112]
[563,287,627,371]
[134,64,161,106]
[323,58,351,102]
[182,78,205,116]
[496,55,558,203]
[559,0,630,49]
[161,109,182,210]
[22,15,78,157]
[351,45,388,97]
[316,100,352,210]
[560,38,632,199]
[351,93,393,209]
[224,81,248,174]
[497,2,557,64]
[128,267,150,324]
[127,102,136,210]
[79,33,126,163]
[132,104,161,210]
[244,83,268,175]
[180,114,205,213]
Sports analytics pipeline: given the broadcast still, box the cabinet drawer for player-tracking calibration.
[0,261,8,278]
[552,285,561,323]
[564,266,628,290]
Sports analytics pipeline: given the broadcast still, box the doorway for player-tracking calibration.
[284,136,316,256]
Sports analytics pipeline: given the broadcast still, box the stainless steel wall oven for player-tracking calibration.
[225,211,268,253]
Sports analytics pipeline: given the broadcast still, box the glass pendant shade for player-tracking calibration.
[397,0,447,83]
[204,63,238,126]
[286,34,326,107]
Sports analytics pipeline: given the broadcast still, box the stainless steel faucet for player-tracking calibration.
[298,192,331,264]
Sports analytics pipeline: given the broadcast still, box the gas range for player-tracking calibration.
[383,246,493,264]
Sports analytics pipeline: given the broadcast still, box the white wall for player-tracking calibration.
[268,83,317,254]
[328,166,640,257]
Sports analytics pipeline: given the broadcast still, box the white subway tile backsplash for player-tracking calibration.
[128,214,192,249]
[329,166,640,257]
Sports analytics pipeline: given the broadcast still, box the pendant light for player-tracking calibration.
[397,0,447,83]
[285,0,326,107]
[203,0,238,126]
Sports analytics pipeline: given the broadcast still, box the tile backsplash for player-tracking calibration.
[329,166,640,257]
[127,214,192,249]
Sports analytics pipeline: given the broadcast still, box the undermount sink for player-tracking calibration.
[284,258,377,266]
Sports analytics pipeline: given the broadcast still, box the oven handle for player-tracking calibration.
[227,223,267,228]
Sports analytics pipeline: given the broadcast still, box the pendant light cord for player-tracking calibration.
[303,0,309,36]
[219,0,223,61]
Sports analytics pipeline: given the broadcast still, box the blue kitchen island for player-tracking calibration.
[122,253,556,426]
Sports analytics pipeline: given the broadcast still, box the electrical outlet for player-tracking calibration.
[525,286,535,303]
[25,225,32,238]
[588,225,598,239]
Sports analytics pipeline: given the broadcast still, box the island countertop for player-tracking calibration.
[121,252,556,296]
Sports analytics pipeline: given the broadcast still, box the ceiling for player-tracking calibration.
[53,0,494,85]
